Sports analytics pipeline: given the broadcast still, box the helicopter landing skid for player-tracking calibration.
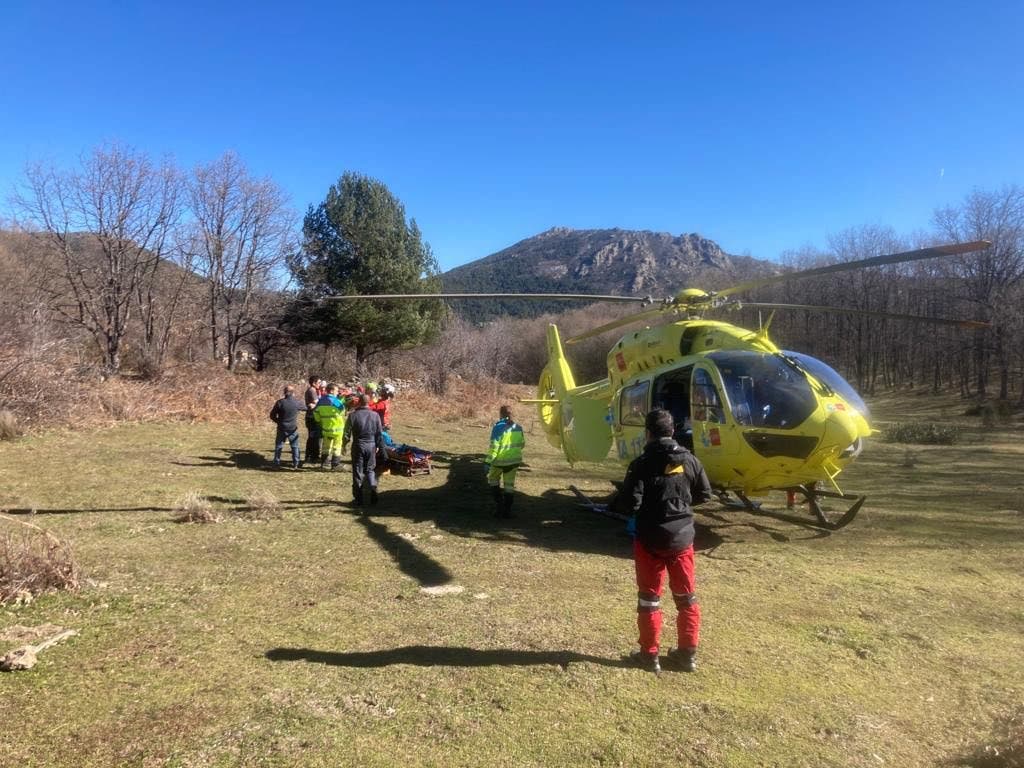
[794,485,865,530]
[718,487,863,530]
[568,485,629,521]
[715,490,762,511]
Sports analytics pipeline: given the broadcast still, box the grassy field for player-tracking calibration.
[1,394,1022,767]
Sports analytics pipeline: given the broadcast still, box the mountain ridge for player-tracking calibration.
[441,226,777,319]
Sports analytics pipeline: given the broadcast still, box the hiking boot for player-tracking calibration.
[490,486,503,517]
[665,647,697,672]
[501,493,516,519]
[370,488,379,506]
[630,650,661,675]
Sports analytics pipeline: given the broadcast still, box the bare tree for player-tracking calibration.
[14,144,181,375]
[241,291,291,371]
[187,152,295,370]
[934,186,1024,398]
[132,239,197,377]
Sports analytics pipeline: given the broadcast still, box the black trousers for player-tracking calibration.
[352,443,377,500]
[304,413,321,464]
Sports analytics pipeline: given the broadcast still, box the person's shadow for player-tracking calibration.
[265,645,631,670]
[173,448,278,471]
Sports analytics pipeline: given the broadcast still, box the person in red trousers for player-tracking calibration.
[623,408,713,674]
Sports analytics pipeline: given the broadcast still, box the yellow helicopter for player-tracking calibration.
[329,239,990,529]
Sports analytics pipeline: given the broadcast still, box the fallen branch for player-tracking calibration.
[1,628,78,671]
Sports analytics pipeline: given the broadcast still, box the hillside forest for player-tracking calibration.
[1,144,1023,435]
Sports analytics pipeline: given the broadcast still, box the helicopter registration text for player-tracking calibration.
[616,434,646,460]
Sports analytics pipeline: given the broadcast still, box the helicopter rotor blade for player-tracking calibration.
[564,306,670,345]
[714,240,991,300]
[729,301,990,328]
[319,292,650,303]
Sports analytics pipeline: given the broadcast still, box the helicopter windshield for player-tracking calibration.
[707,351,817,429]
[782,351,869,418]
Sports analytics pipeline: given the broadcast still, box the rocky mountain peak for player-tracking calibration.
[442,227,774,319]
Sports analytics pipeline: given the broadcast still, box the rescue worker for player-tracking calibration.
[370,382,394,431]
[269,385,306,469]
[343,394,385,506]
[303,374,322,467]
[345,388,361,412]
[313,383,346,471]
[623,408,712,674]
[485,405,525,519]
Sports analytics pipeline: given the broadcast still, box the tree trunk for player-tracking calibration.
[210,296,220,362]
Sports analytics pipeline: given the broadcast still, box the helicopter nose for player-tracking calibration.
[821,408,862,459]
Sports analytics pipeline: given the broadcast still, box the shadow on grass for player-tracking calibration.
[2,496,260,515]
[697,507,832,545]
[356,452,632,561]
[265,645,630,670]
[341,450,728,585]
[173,448,278,471]
[355,514,452,587]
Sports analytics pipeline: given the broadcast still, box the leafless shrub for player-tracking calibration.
[401,378,529,424]
[237,488,282,521]
[173,491,219,524]
[0,410,18,441]
[0,516,80,604]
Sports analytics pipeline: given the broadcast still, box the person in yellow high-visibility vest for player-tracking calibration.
[313,384,346,470]
[485,404,525,518]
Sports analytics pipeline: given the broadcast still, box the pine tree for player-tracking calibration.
[287,172,444,363]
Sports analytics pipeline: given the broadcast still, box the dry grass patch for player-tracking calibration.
[237,487,283,521]
[173,491,219,524]
[0,515,80,604]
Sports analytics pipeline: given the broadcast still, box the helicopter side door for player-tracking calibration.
[612,379,650,462]
[652,366,693,451]
[690,362,740,482]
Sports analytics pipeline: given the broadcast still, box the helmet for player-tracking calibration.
[366,381,378,393]
[382,383,396,397]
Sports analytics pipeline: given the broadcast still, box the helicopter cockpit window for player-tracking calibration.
[782,350,869,418]
[620,381,650,427]
[691,368,726,424]
[708,351,817,429]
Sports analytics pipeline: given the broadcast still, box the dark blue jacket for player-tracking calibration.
[270,396,306,433]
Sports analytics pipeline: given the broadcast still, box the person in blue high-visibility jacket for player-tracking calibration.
[485,404,525,518]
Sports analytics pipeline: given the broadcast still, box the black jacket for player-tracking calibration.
[270,396,306,433]
[623,437,713,555]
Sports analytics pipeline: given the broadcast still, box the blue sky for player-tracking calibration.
[2,1,1021,271]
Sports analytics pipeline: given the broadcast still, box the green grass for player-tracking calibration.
[1,395,1023,767]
